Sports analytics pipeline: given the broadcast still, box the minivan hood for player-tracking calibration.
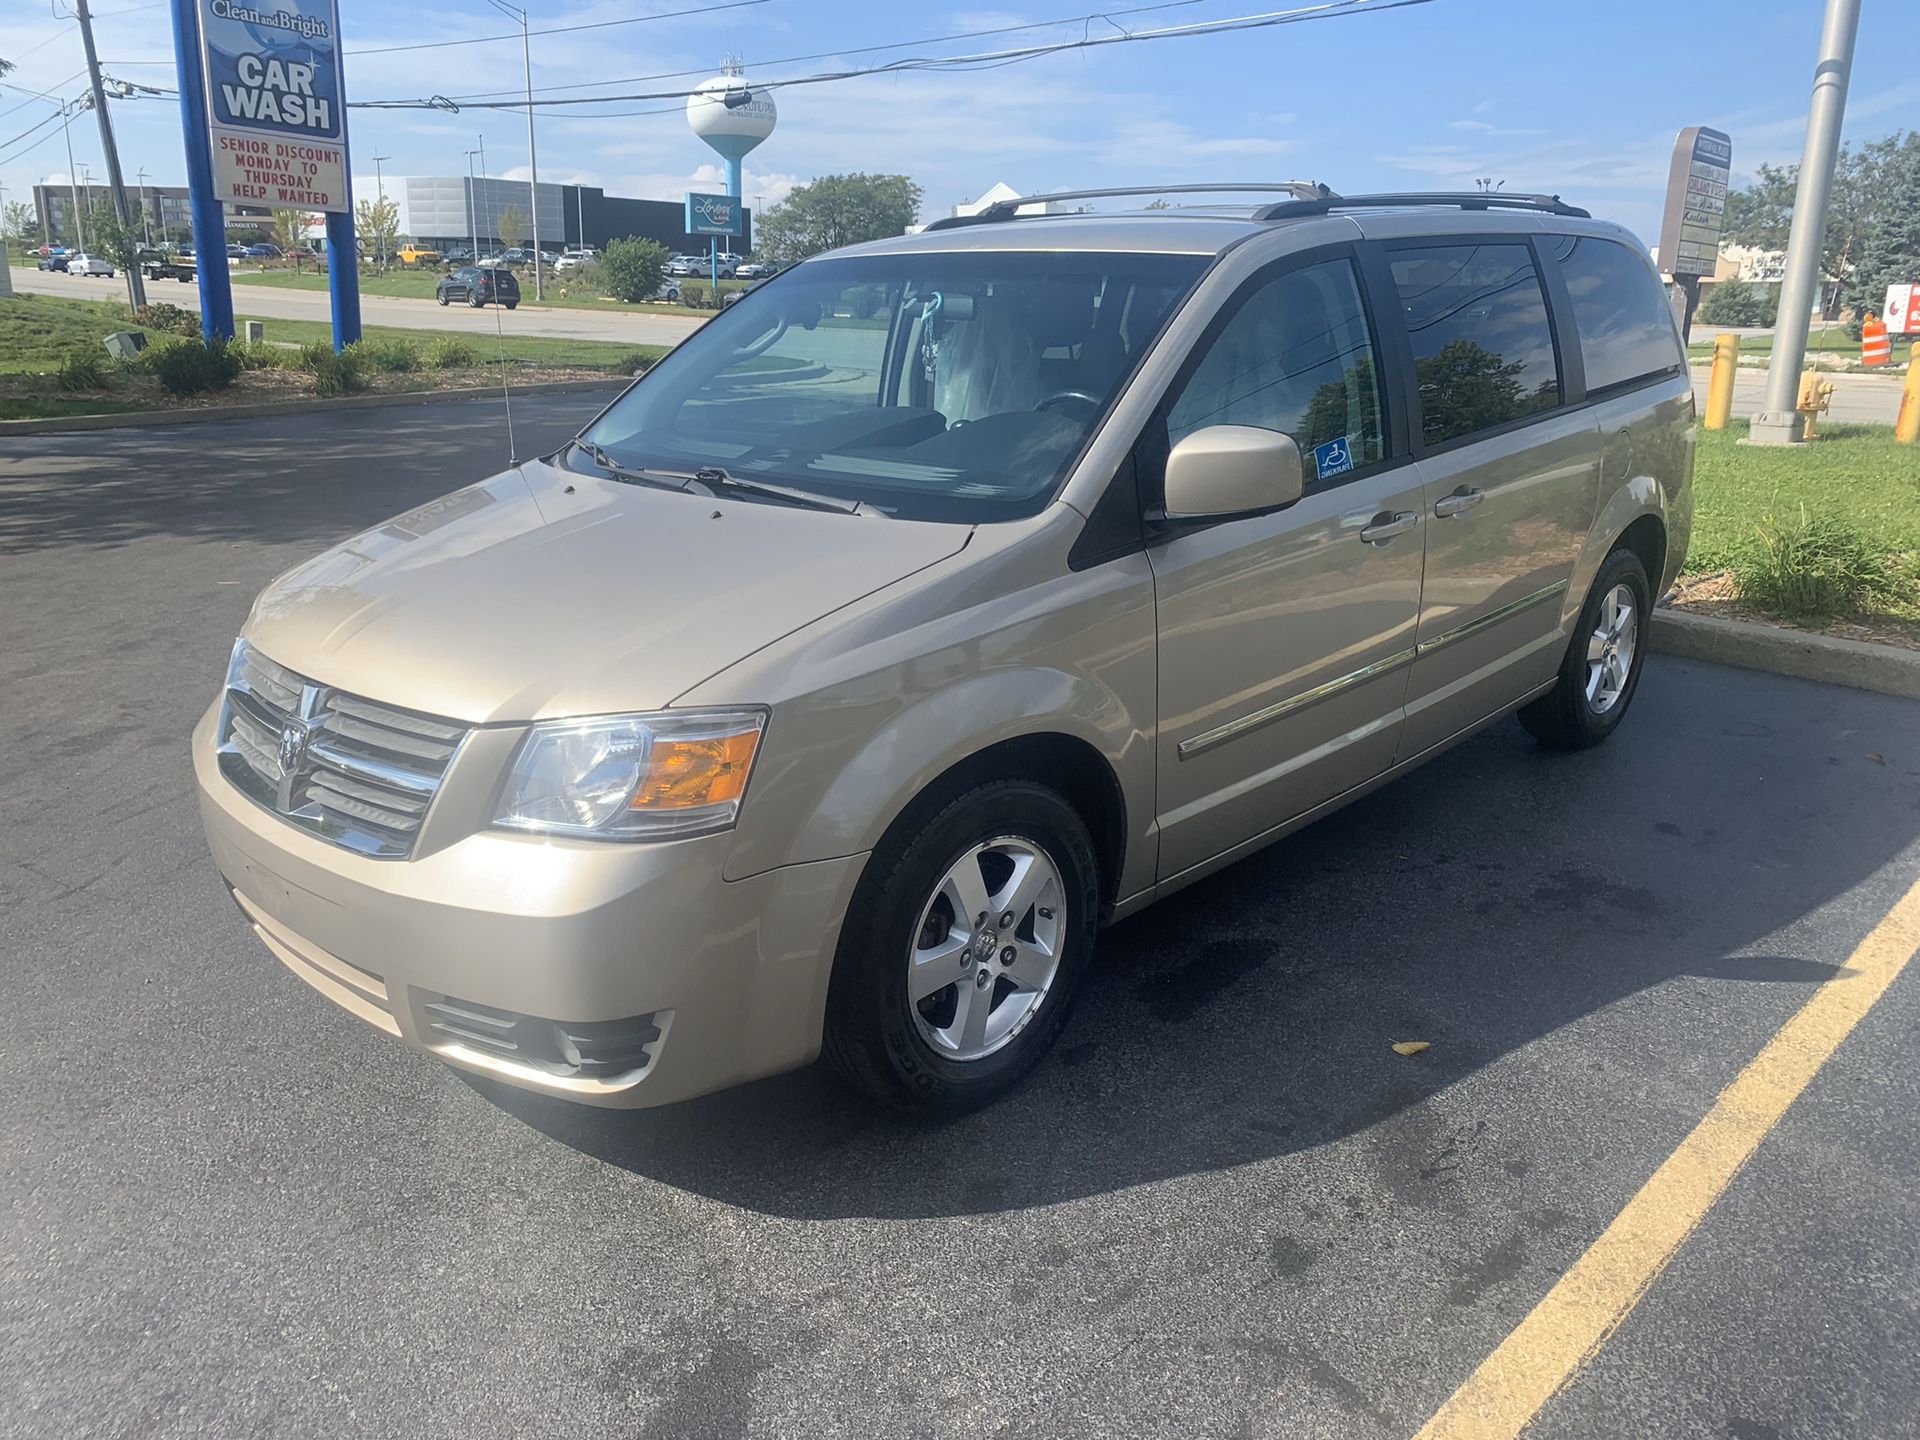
[242,457,970,724]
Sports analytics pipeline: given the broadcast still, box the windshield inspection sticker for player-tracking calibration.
[1313,435,1354,480]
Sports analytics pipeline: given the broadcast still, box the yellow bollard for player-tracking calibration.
[1704,333,1738,430]
[1898,344,1919,445]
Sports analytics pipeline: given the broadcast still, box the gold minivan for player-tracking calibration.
[195,186,1694,1114]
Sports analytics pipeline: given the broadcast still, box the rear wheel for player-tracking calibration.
[823,778,1099,1116]
[437,291,449,306]
[469,291,486,308]
[1519,546,1651,750]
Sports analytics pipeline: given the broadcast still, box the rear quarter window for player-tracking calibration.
[1550,236,1684,394]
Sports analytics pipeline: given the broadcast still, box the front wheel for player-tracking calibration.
[437,292,449,306]
[1519,547,1651,750]
[824,778,1099,1116]
[468,291,485,308]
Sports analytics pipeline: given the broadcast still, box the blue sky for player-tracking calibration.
[4,0,1916,243]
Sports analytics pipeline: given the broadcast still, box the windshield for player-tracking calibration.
[576,250,1208,522]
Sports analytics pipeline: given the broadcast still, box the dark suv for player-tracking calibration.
[436,266,520,309]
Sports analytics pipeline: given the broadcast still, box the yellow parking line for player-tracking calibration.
[1413,873,1920,1440]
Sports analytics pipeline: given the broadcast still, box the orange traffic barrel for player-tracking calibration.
[1862,314,1891,367]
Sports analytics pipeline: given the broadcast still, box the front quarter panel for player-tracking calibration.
[678,510,1161,905]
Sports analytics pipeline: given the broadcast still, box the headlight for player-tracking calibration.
[495,710,765,841]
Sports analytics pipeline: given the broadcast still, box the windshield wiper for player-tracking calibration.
[573,438,699,494]
[685,465,866,516]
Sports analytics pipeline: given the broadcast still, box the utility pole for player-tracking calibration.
[1750,0,1861,446]
[74,0,146,308]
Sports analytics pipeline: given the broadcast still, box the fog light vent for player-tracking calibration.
[422,996,662,1079]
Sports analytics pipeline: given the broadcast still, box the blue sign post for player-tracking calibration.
[177,0,359,348]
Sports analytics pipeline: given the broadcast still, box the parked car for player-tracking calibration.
[65,251,116,278]
[242,243,283,259]
[397,244,441,266]
[732,259,775,280]
[195,186,1692,1117]
[553,249,596,272]
[37,248,72,272]
[439,247,474,265]
[665,253,703,277]
[435,265,520,308]
[651,280,682,305]
[226,244,246,259]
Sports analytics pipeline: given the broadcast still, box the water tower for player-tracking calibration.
[685,60,777,208]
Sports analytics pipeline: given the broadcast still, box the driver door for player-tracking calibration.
[1146,249,1426,881]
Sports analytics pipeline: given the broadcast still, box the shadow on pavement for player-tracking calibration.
[0,395,601,554]
[484,668,1920,1219]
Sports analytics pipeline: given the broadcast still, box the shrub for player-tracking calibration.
[133,302,202,338]
[147,338,243,395]
[233,340,293,370]
[297,339,336,371]
[310,347,366,397]
[613,348,663,376]
[1733,507,1896,621]
[348,336,419,373]
[1697,278,1778,328]
[56,351,110,391]
[597,235,670,303]
[424,336,478,370]
[678,280,711,309]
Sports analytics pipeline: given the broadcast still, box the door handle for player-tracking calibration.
[1432,487,1485,519]
[1359,511,1419,545]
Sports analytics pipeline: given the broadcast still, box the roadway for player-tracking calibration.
[11,264,706,348]
[3,396,1918,1438]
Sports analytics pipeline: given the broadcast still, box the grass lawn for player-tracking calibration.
[0,292,660,374]
[1686,327,1867,362]
[232,266,720,317]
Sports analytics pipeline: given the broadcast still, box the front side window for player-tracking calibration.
[578,251,1206,522]
[1549,235,1683,393]
[1391,243,1561,446]
[1164,257,1385,489]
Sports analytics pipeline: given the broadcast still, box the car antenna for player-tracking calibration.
[490,270,518,466]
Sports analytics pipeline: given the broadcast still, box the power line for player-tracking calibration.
[343,0,777,57]
[351,0,1434,113]
[425,0,1225,105]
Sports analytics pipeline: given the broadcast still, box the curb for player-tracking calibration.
[0,377,630,437]
[1651,607,1920,701]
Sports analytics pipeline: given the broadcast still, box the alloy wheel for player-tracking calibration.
[1585,583,1638,714]
[907,836,1065,1062]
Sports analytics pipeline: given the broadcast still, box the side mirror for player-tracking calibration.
[1162,425,1305,519]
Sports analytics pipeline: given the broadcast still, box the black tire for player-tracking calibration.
[437,292,449,306]
[1519,546,1652,750]
[823,777,1100,1116]
[504,300,518,310]
[469,291,485,308]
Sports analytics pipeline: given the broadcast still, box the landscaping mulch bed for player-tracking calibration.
[1666,571,1920,653]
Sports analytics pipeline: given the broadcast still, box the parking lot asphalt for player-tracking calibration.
[4,397,1918,1439]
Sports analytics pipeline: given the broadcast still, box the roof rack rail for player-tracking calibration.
[922,182,1337,231]
[1250,190,1589,220]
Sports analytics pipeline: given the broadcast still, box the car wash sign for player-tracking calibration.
[200,0,349,212]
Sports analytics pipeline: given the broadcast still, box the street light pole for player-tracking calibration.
[1750,0,1862,446]
[61,102,86,251]
[464,148,481,258]
[136,167,150,245]
[370,154,390,264]
[486,0,543,301]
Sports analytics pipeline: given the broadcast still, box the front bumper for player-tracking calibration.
[193,704,865,1107]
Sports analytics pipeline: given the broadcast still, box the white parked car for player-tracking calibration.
[553,249,597,272]
[67,252,116,278]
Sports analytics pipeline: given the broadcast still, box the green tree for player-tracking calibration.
[1696,277,1778,327]
[352,195,398,266]
[1723,131,1917,323]
[597,235,669,302]
[752,173,923,265]
[1844,131,1920,334]
[497,204,529,251]
[271,208,310,263]
[3,199,35,245]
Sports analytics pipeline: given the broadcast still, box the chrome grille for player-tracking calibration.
[216,640,467,859]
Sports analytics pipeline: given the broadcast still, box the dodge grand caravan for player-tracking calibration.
[195,184,1694,1115]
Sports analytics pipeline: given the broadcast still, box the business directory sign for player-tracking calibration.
[1657,126,1732,279]
[685,191,743,237]
[200,0,349,212]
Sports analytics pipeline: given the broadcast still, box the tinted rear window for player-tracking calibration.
[1390,243,1562,447]
[1549,235,1683,393]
